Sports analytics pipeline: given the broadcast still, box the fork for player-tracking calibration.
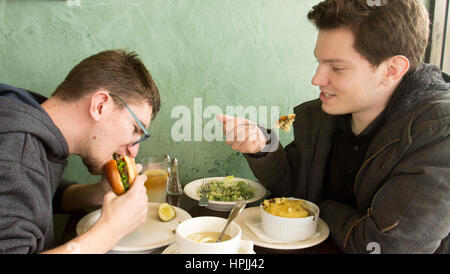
[199,180,210,207]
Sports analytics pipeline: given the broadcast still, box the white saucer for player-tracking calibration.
[162,242,256,254]
[235,206,330,250]
[76,203,191,253]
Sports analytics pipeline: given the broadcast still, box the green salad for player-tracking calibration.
[198,176,256,202]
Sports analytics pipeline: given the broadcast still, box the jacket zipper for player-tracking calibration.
[344,138,401,249]
[353,138,401,198]
[369,179,401,233]
[344,207,372,248]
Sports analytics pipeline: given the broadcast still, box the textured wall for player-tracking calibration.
[0,0,320,186]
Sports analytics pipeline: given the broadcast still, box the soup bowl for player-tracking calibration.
[176,216,253,254]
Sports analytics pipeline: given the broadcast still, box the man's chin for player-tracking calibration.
[82,157,104,175]
[321,104,349,116]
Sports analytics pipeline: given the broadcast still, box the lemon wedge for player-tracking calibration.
[158,203,176,222]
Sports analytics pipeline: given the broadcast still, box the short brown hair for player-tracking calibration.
[307,0,430,72]
[53,49,161,119]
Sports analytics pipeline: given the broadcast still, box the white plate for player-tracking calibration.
[184,177,267,211]
[235,207,330,250]
[162,242,256,254]
[76,203,191,252]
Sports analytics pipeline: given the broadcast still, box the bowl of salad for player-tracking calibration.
[184,176,267,211]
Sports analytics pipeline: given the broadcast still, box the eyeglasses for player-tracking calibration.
[110,94,151,146]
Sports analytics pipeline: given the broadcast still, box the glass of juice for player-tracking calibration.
[140,156,171,203]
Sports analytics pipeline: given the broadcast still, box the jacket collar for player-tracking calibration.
[385,63,450,121]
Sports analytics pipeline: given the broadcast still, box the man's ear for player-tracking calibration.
[381,55,410,86]
[88,90,111,122]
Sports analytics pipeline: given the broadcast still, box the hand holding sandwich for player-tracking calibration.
[98,153,149,240]
[99,170,148,241]
[43,154,148,254]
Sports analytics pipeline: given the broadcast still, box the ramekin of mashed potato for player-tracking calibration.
[260,197,319,242]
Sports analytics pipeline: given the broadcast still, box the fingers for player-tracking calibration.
[100,173,113,194]
[217,114,253,133]
[103,190,117,205]
[116,174,148,230]
[236,123,262,142]
[133,175,149,218]
[223,120,257,141]
[216,113,235,124]
[217,113,237,136]
[217,114,265,153]
[136,163,143,174]
[216,113,226,123]
[128,174,147,195]
[226,123,262,143]
[227,123,266,154]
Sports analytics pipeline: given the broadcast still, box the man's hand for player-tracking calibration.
[216,113,267,154]
[98,172,148,240]
[42,170,149,254]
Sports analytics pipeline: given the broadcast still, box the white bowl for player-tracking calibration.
[260,198,320,242]
[176,216,253,254]
[184,177,267,211]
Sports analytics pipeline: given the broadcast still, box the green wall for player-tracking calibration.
[0,0,431,186]
[0,0,320,185]
[0,0,433,245]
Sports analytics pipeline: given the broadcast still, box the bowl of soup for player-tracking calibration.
[175,216,253,254]
[260,197,319,242]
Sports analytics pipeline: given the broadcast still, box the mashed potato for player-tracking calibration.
[262,198,309,218]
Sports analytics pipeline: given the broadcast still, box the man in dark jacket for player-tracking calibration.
[218,0,449,253]
[0,50,160,253]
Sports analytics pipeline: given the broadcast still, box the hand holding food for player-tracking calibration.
[216,113,267,154]
[105,153,138,195]
[98,171,149,240]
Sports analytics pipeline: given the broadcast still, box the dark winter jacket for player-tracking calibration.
[245,63,450,253]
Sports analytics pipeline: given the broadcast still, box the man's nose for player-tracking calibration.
[311,66,329,87]
[127,143,140,158]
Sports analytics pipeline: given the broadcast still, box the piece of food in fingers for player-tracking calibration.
[275,114,296,132]
[105,153,138,195]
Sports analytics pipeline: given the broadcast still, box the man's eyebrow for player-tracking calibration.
[140,120,149,131]
[322,58,349,64]
[133,119,148,132]
[313,51,350,64]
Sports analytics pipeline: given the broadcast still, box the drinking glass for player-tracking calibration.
[140,156,171,203]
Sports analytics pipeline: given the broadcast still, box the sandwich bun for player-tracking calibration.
[105,154,138,195]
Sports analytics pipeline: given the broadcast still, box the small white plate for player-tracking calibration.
[184,177,267,211]
[235,207,330,250]
[76,203,191,253]
[162,242,256,254]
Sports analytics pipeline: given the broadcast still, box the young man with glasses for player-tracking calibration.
[0,49,161,253]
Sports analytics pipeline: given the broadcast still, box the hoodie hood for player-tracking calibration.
[0,84,69,161]
[385,63,450,120]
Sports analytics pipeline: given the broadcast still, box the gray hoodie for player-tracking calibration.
[0,83,73,253]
